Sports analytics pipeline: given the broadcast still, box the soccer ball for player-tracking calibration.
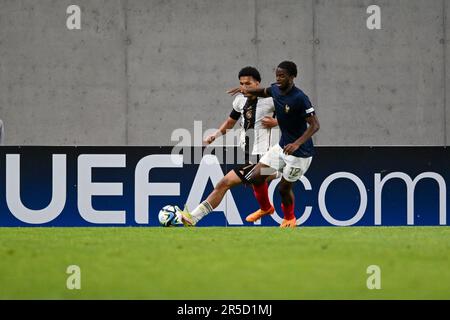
[158,205,181,227]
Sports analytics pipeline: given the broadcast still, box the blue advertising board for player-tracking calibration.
[0,146,448,226]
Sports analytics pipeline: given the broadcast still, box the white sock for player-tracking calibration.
[191,201,213,223]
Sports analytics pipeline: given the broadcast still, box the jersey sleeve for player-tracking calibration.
[232,95,245,113]
[301,94,316,118]
[229,108,241,120]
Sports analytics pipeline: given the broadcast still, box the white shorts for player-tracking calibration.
[259,144,312,182]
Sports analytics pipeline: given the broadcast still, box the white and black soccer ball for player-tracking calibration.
[158,205,181,227]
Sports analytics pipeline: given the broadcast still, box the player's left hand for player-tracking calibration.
[261,116,278,129]
[283,143,300,155]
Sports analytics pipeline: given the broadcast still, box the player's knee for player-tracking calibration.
[215,178,232,191]
[246,165,266,185]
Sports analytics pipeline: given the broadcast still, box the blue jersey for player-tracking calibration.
[268,83,315,157]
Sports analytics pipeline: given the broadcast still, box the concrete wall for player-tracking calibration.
[0,0,448,146]
[0,0,127,145]
[316,0,445,145]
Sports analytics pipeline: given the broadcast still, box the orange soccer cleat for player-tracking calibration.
[245,206,275,222]
[280,217,297,228]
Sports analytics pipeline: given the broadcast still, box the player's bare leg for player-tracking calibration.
[179,170,242,226]
[278,178,297,228]
[179,163,279,226]
[205,170,242,208]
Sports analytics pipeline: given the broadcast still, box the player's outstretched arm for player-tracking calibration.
[227,87,241,96]
[204,117,237,145]
[227,86,271,98]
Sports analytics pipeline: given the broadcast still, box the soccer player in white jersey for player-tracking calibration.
[179,67,279,226]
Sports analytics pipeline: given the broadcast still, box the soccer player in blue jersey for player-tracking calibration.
[179,61,319,228]
[226,61,320,227]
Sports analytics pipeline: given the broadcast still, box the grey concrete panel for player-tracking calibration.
[256,0,315,95]
[126,0,257,145]
[315,0,445,145]
[256,0,316,142]
[0,0,127,145]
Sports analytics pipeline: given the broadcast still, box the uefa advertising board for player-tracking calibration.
[0,146,447,227]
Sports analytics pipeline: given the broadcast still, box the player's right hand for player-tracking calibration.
[203,135,216,145]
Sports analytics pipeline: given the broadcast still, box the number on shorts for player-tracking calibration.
[289,167,301,177]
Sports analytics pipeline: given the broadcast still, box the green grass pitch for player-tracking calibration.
[0,227,449,299]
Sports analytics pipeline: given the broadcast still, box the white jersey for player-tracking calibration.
[232,94,277,155]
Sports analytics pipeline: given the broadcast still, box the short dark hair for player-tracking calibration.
[238,66,261,82]
[277,61,297,77]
